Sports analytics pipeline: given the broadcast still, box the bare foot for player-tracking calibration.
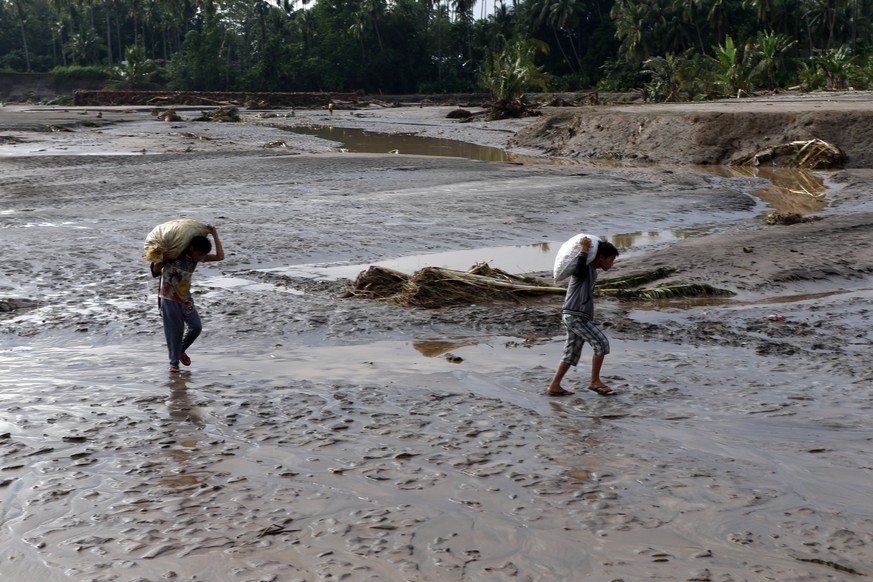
[180,353,191,366]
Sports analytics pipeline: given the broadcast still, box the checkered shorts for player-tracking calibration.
[560,312,610,365]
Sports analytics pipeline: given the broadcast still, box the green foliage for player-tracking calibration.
[480,37,550,106]
[108,45,158,90]
[813,46,855,90]
[750,31,796,91]
[49,65,110,84]
[642,51,691,102]
[598,58,643,91]
[794,59,827,91]
[547,73,591,91]
[710,35,758,97]
[167,1,231,91]
[3,0,873,96]
[846,55,873,90]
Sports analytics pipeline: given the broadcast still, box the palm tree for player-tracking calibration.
[671,0,707,53]
[711,34,756,97]
[814,45,854,89]
[11,0,32,71]
[751,30,795,90]
[611,0,666,62]
[642,50,691,101]
[536,0,584,73]
[360,0,385,53]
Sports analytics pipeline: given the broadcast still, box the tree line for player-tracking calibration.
[2,0,872,101]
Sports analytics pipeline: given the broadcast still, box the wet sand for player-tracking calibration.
[2,103,873,581]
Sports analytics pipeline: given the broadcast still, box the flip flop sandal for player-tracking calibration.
[546,388,575,397]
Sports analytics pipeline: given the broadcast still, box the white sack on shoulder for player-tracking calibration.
[144,219,209,262]
[553,233,600,282]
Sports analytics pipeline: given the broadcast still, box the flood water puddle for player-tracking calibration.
[283,124,832,216]
[281,124,511,162]
[262,229,695,281]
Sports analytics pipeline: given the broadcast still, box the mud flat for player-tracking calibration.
[1,99,873,581]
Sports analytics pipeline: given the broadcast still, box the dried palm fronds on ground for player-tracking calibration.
[348,263,564,307]
[349,266,409,300]
[733,139,845,169]
[349,263,733,307]
[597,269,734,300]
[594,268,674,291]
[601,283,735,300]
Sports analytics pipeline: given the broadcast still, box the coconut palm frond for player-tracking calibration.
[596,267,674,290]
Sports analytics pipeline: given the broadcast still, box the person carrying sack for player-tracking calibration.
[547,235,619,397]
[149,223,224,373]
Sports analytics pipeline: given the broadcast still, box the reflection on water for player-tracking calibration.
[264,230,688,281]
[413,339,479,357]
[279,124,511,162]
[281,124,830,216]
[698,165,828,215]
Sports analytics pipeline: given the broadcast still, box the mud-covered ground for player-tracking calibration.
[1,99,873,581]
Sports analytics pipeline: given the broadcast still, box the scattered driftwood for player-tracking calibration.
[733,139,845,169]
[153,108,182,122]
[446,108,472,119]
[348,263,564,307]
[192,106,240,122]
[173,131,213,141]
[73,90,361,108]
[541,91,600,107]
[765,211,824,225]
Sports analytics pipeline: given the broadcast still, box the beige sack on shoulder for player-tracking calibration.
[143,219,209,262]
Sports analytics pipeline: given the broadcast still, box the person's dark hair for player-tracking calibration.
[189,235,212,254]
[596,240,619,259]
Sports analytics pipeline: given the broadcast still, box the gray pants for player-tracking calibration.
[161,299,202,366]
[560,313,609,365]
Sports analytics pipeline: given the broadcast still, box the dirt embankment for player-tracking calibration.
[509,94,873,168]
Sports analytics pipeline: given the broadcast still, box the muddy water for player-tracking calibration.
[4,313,872,580]
[286,123,831,217]
[2,111,871,580]
[282,124,511,162]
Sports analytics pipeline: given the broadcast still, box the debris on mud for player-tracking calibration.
[348,263,563,307]
[193,106,241,122]
[349,264,734,307]
[765,211,824,225]
[0,298,39,314]
[153,108,182,122]
[446,108,473,120]
[733,138,845,169]
[596,268,735,300]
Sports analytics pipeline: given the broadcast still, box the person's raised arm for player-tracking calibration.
[205,224,225,262]
[572,236,591,279]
